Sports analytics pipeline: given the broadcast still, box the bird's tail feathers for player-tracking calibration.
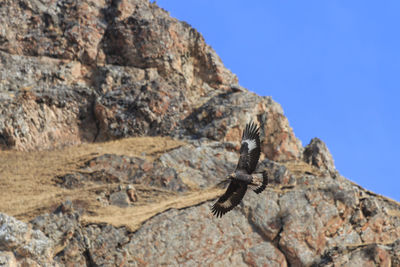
[250,172,268,194]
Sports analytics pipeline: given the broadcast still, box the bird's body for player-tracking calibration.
[211,122,268,217]
[230,170,253,183]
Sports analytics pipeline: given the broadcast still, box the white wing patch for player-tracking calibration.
[219,199,232,208]
[242,139,257,152]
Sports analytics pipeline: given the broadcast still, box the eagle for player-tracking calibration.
[211,121,268,217]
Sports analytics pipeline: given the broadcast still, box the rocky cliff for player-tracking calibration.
[0,0,399,266]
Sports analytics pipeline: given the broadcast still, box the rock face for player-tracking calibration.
[0,213,54,266]
[0,0,300,163]
[0,0,399,266]
[2,148,400,266]
[303,137,336,175]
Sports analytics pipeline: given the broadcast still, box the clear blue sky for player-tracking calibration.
[156,1,400,202]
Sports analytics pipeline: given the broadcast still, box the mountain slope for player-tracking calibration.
[0,0,399,266]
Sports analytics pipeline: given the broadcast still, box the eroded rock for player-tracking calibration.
[0,213,54,266]
[181,91,303,162]
[303,137,336,174]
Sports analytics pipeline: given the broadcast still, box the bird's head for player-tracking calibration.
[228,172,237,179]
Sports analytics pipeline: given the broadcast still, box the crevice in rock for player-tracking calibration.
[90,94,101,143]
[246,216,272,243]
[310,248,334,267]
[0,132,9,148]
[275,229,290,265]
[76,92,101,144]
[275,195,291,267]
[76,225,97,267]
[244,192,291,266]
[83,247,96,267]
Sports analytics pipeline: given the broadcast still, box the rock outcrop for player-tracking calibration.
[0,0,399,266]
[303,137,336,175]
[0,0,300,163]
[0,213,54,266]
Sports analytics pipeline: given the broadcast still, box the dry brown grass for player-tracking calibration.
[81,187,224,232]
[0,136,227,231]
[0,137,185,221]
[283,160,323,177]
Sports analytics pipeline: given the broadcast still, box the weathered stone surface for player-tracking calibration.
[153,141,237,189]
[31,204,132,266]
[247,190,281,241]
[0,88,94,151]
[0,0,107,64]
[0,0,299,166]
[84,153,144,184]
[56,141,237,193]
[258,158,296,187]
[82,224,130,266]
[303,137,336,174]
[0,251,17,267]
[0,50,97,150]
[109,191,130,207]
[101,0,238,88]
[92,66,193,140]
[118,171,400,266]
[0,213,54,266]
[0,0,242,152]
[126,204,287,266]
[180,91,303,161]
[316,241,400,266]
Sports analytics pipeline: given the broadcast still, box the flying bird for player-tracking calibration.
[211,121,268,217]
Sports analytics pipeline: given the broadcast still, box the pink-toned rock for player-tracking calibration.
[0,213,54,266]
[263,99,303,161]
[0,0,107,65]
[0,251,17,267]
[0,0,238,151]
[126,204,287,266]
[2,95,82,151]
[181,91,302,161]
[0,0,301,159]
[303,137,336,174]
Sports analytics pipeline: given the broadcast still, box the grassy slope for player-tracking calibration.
[0,137,226,231]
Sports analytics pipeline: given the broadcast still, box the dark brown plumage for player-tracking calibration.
[236,122,261,174]
[211,121,268,217]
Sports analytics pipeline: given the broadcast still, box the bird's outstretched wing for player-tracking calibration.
[236,122,261,174]
[211,180,248,218]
